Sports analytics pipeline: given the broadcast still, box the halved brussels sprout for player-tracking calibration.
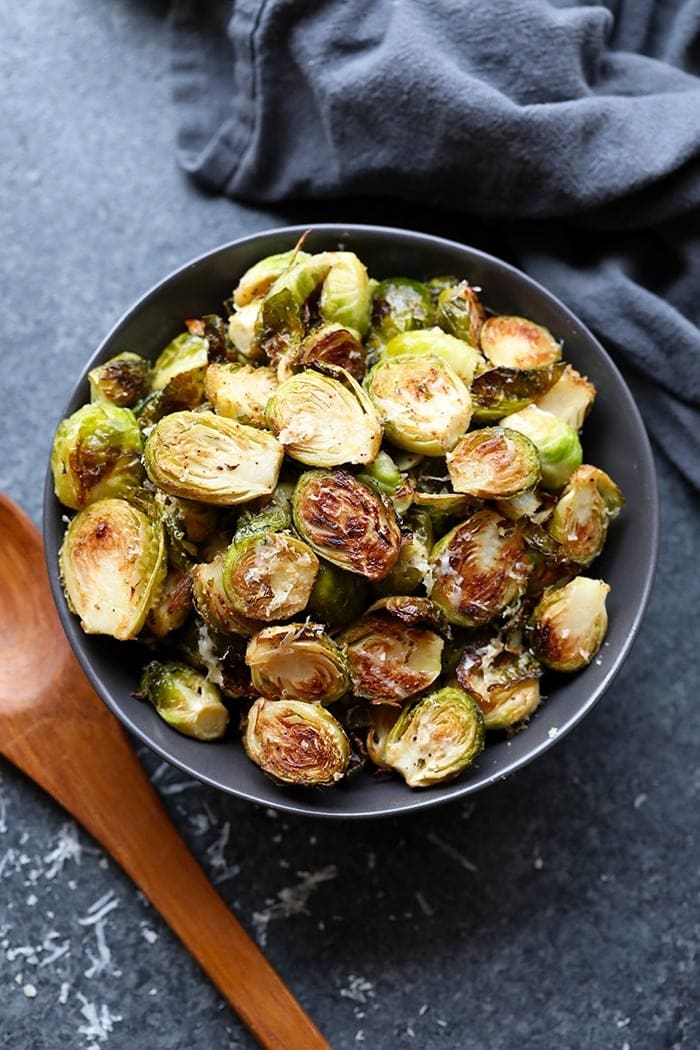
[204,362,278,428]
[228,301,264,361]
[145,568,193,639]
[376,686,485,787]
[279,324,366,382]
[306,560,367,628]
[529,576,610,672]
[244,697,350,786]
[368,277,434,345]
[366,595,447,632]
[365,704,401,769]
[134,366,208,430]
[144,410,283,505]
[266,367,382,467]
[502,404,582,490]
[446,426,541,499]
[546,465,624,565]
[340,612,443,704]
[88,352,152,407]
[480,315,562,369]
[455,634,542,730]
[245,623,350,704]
[409,459,473,520]
[435,282,486,347]
[59,497,166,640]
[366,355,472,455]
[319,252,372,336]
[223,531,319,621]
[233,249,311,307]
[373,510,433,596]
[495,487,555,525]
[293,469,402,580]
[357,450,414,515]
[139,660,229,740]
[470,362,567,422]
[51,402,144,510]
[151,331,209,390]
[381,327,483,384]
[192,553,261,636]
[534,363,596,430]
[253,252,337,363]
[428,509,531,627]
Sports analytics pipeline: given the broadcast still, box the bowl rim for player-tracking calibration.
[43,223,660,819]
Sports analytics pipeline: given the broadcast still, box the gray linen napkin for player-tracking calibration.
[170,0,700,486]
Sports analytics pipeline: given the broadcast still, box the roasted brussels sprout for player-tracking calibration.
[252,252,337,362]
[139,660,229,740]
[192,554,261,636]
[244,697,350,786]
[446,426,541,499]
[134,366,208,429]
[455,634,543,730]
[534,363,596,430]
[480,315,562,370]
[266,366,382,466]
[151,331,209,390]
[546,465,624,566]
[319,252,372,336]
[435,281,486,347]
[373,510,433,596]
[470,362,566,422]
[233,482,294,543]
[341,612,443,704]
[155,490,221,570]
[223,531,319,621]
[88,352,152,407]
[381,327,483,384]
[366,355,472,455]
[245,623,350,704]
[145,568,193,639]
[529,577,610,672]
[279,324,366,382]
[51,402,144,510]
[204,362,278,428]
[365,703,401,769]
[373,686,485,787]
[369,277,434,345]
[144,410,283,505]
[227,301,264,361]
[293,469,402,580]
[233,249,311,308]
[365,595,447,632]
[429,509,531,627]
[306,560,367,628]
[503,404,582,490]
[59,497,166,640]
[357,450,413,514]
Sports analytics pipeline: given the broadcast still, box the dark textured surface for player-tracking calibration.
[0,3,698,1049]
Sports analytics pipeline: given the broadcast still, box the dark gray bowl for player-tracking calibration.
[43,224,659,818]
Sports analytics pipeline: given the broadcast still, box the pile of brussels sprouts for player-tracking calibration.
[52,240,623,791]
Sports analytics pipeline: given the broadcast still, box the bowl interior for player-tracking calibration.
[44,225,658,818]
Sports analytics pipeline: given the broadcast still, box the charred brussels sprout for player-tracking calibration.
[145,568,193,639]
[144,410,283,505]
[369,277,434,345]
[233,249,311,308]
[376,686,485,787]
[88,352,152,407]
[374,510,433,596]
[252,252,337,362]
[223,531,319,621]
[503,404,582,490]
[319,252,372,336]
[245,623,350,704]
[456,635,542,730]
[306,561,367,628]
[547,465,624,566]
[244,697,350,786]
[59,498,166,640]
[534,363,596,430]
[381,327,483,384]
[446,426,541,499]
[192,554,261,637]
[366,355,472,455]
[266,367,382,467]
[435,281,486,347]
[470,362,566,422]
[51,402,144,510]
[280,324,366,382]
[204,362,278,428]
[529,577,610,672]
[341,612,443,704]
[365,595,447,633]
[134,366,207,429]
[480,315,562,370]
[293,469,401,580]
[151,331,209,390]
[429,509,531,627]
[139,660,229,740]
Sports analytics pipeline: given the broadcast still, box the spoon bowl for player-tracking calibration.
[0,492,329,1050]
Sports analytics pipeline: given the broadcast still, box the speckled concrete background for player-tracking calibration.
[1,3,698,1048]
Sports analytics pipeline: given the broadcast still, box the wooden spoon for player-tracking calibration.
[0,493,330,1050]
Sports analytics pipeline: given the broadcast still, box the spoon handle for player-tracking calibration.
[11,677,330,1050]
